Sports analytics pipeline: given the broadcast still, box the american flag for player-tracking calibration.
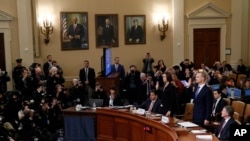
[62,13,67,40]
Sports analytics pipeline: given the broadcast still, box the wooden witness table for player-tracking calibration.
[62,107,219,141]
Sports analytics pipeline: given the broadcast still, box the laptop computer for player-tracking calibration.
[226,87,242,98]
[89,99,104,107]
[244,89,250,96]
[210,84,220,90]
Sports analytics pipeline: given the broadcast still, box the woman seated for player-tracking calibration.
[103,86,123,107]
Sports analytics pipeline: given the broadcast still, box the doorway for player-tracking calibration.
[0,33,6,70]
[193,28,220,68]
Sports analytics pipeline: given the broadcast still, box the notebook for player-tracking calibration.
[244,89,250,96]
[89,99,103,107]
[226,87,242,98]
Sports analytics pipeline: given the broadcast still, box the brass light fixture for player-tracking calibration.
[40,19,53,44]
[158,18,168,41]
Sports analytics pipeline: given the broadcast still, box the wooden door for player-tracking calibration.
[193,28,220,68]
[0,33,6,71]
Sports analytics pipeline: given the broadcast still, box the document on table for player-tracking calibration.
[191,129,207,134]
[196,135,213,140]
[177,121,199,128]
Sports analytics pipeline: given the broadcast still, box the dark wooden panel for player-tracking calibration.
[130,121,144,141]
[97,115,114,141]
[96,73,120,93]
[114,118,130,141]
[193,28,220,68]
[144,127,156,141]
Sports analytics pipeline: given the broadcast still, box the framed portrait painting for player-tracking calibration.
[124,15,146,45]
[60,12,88,50]
[95,14,119,48]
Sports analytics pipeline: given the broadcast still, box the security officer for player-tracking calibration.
[12,58,25,90]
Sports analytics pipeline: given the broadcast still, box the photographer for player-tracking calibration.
[69,79,87,106]
[92,82,107,101]
[46,67,65,96]
[124,65,141,105]
[54,84,68,110]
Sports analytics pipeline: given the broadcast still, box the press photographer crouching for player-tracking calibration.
[69,79,88,106]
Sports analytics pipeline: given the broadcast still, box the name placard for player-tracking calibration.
[137,108,145,115]
[161,116,169,123]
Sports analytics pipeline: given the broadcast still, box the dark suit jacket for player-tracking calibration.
[110,64,125,79]
[215,117,238,140]
[79,67,96,89]
[139,98,163,114]
[129,25,143,42]
[68,24,84,48]
[159,83,176,116]
[193,84,213,125]
[43,61,52,78]
[102,25,114,46]
[103,95,123,106]
[212,98,228,121]
[142,58,154,74]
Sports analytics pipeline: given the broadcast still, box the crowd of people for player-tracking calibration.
[1,53,250,140]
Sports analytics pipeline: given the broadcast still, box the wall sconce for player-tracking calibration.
[158,17,168,41]
[40,19,53,44]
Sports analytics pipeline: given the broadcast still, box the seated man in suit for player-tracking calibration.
[139,89,163,114]
[215,105,238,140]
[210,88,228,122]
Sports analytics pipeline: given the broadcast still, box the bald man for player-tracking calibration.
[67,16,84,48]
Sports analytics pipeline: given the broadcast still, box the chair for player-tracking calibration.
[228,73,237,81]
[231,100,246,122]
[235,119,241,125]
[174,103,194,121]
[236,74,247,87]
[243,104,250,123]
[233,112,240,121]
[223,98,231,105]
[89,99,104,107]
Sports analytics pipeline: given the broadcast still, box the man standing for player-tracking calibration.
[102,18,115,46]
[43,54,53,79]
[79,60,96,100]
[110,57,125,79]
[12,58,25,89]
[129,19,143,43]
[193,71,213,127]
[68,16,84,48]
[142,53,154,75]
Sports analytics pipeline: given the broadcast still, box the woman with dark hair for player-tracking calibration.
[153,59,166,73]
[156,72,176,117]
[104,86,123,107]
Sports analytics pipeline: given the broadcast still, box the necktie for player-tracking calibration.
[74,24,76,30]
[115,65,118,72]
[195,86,200,98]
[147,81,151,96]
[219,120,226,136]
[85,68,88,80]
[212,99,217,116]
[148,101,155,112]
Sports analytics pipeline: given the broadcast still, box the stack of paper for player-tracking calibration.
[177,121,199,128]
[196,135,213,141]
[191,129,207,134]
